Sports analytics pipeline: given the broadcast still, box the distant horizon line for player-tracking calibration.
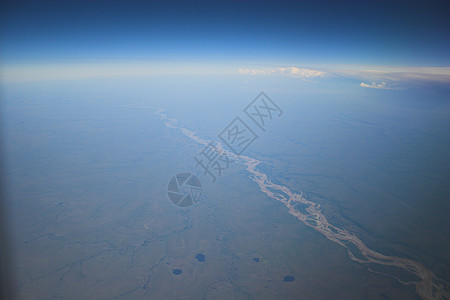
[1,61,449,87]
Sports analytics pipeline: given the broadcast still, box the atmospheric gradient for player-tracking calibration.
[1,1,449,300]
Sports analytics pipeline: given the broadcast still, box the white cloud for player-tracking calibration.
[326,65,450,86]
[3,61,448,88]
[238,66,328,79]
[360,81,397,89]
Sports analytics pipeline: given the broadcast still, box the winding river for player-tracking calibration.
[157,109,449,300]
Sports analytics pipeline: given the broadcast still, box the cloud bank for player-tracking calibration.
[327,66,450,88]
[238,67,328,79]
[360,81,397,89]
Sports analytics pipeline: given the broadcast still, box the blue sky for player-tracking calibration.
[1,0,449,64]
[1,0,449,85]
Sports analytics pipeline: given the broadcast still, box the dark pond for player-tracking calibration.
[195,253,205,262]
[283,276,295,282]
[172,269,182,275]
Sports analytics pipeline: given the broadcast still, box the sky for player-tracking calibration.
[0,0,449,85]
